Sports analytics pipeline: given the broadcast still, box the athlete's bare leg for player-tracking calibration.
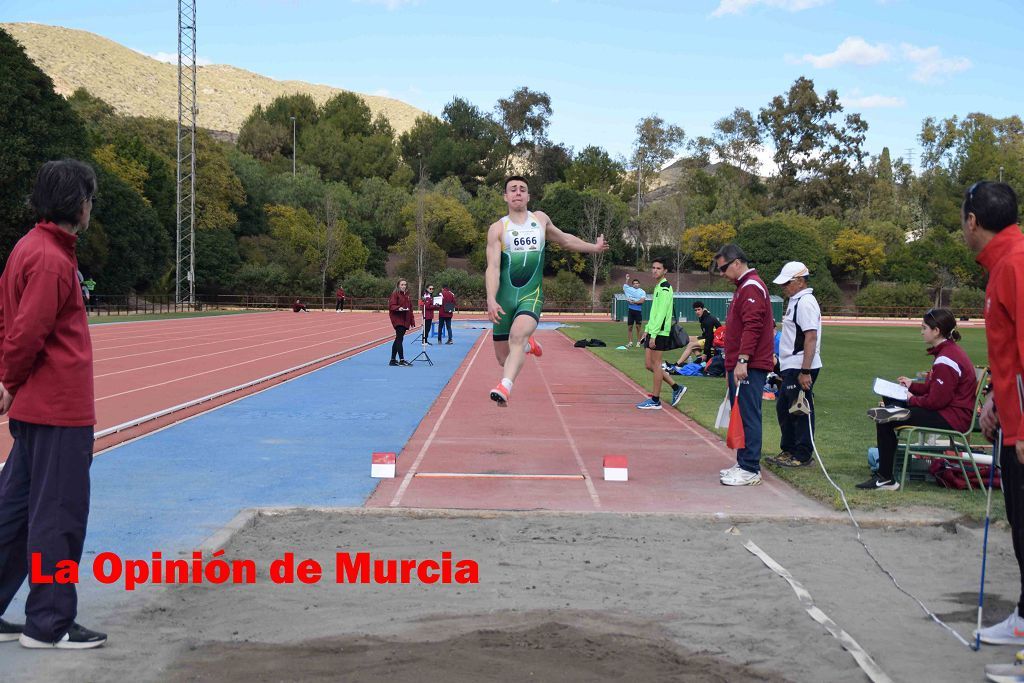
[501,314,539,383]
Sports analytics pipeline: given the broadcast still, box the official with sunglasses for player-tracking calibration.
[714,243,775,486]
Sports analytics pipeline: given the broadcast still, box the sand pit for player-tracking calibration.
[12,508,1024,682]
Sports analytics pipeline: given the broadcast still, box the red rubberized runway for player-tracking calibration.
[368,330,831,516]
[0,311,397,463]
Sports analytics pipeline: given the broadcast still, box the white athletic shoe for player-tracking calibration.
[977,609,1024,645]
[986,650,1024,683]
[720,468,762,486]
[720,464,741,478]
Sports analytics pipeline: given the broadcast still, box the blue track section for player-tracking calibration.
[5,332,476,630]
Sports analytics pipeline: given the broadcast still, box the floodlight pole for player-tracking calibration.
[175,0,197,307]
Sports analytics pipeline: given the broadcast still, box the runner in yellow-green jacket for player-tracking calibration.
[636,257,686,410]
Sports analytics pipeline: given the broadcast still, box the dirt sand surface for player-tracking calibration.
[12,509,1024,682]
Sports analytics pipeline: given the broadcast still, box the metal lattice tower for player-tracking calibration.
[176,0,197,305]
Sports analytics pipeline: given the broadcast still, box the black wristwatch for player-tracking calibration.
[737,358,748,364]
[799,369,812,376]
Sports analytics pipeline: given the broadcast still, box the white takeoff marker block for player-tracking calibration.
[603,455,628,482]
[371,452,397,478]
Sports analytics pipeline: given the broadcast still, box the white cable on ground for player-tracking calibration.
[805,411,975,649]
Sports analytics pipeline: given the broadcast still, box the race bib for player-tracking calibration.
[507,226,542,253]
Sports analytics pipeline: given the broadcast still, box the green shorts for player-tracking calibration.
[492,283,543,341]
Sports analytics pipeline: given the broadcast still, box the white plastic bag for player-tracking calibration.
[715,394,731,429]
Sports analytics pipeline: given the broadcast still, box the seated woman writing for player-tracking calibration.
[856,308,977,491]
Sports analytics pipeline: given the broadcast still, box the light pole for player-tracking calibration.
[1000,166,1005,183]
[290,116,296,177]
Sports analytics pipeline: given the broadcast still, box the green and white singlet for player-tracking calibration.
[493,211,546,340]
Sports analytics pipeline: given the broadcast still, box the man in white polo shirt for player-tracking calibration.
[769,261,822,467]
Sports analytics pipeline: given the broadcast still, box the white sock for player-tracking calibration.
[501,378,513,391]
[523,341,532,354]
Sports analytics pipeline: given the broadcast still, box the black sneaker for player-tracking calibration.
[389,360,399,366]
[446,339,453,345]
[0,618,23,642]
[399,360,413,367]
[424,340,432,345]
[867,406,910,424]
[20,622,107,649]
[855,474,900,491]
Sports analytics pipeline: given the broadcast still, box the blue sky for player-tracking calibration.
[3,0,1021,169]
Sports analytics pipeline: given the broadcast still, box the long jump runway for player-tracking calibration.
[369,330,831,517]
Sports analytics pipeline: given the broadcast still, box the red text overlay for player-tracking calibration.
[30,551,479,591]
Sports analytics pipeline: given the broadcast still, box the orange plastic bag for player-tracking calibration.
[726,399,745,450]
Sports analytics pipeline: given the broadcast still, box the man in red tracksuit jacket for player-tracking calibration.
[963,182,1024,653]
[714,243,775,487]
[0,160,106,649]
[437,286,456,345]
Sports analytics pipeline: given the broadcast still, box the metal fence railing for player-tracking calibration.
[86,294,985,321]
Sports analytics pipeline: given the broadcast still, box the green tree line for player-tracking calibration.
[1,28,1020,307]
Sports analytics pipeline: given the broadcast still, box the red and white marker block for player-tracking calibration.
[603,455,628,482]
[371,452,397,478]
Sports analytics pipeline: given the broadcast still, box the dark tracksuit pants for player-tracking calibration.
[874,407,950,481]
[776,368,820,462]
[422,319,434,341]
[437,318,452,342]
[728,368,768,474]
[0,419,94,642]
[391,326,408,361]
[997,440,1024,616]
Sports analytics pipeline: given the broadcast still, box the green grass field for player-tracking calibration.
[560,320,1001,520]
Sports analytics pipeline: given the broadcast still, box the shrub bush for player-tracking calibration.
[546,270,589,305]
[854,282,930,316]
[341,271,393,298]
[950,287,985,315]
[429,268,485,300]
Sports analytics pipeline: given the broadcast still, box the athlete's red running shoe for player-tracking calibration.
[526,336,543,357]
[489,383,510,406]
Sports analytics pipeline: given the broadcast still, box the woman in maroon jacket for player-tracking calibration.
[857,308,977,491]
[387,279,415,366]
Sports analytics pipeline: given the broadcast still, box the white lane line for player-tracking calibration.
[414,473,584,480]
[535,335,601,509]
[389,333,487,508]
[94,321,384,377]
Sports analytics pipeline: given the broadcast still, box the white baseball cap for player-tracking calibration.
[772,261,810,284]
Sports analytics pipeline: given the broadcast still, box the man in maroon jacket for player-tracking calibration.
[961,182,1024,655]
[0,160,106,648]
[437,285,456,345]
[714,243,775,487]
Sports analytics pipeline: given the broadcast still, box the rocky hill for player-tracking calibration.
[2,22,427,137]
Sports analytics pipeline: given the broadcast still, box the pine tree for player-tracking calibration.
[0,28,88,263]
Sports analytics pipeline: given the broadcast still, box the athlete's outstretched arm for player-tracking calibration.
[485,221,505,324]
[538,211,609,254]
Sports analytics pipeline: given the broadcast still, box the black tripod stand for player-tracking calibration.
[411,303,433,366]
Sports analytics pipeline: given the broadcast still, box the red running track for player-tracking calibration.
[0,311,399,463]
[368,330,834,517]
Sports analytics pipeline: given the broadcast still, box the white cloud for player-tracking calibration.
[352,0,418,10]
[800,37,891,68]
[901,43,971,83]
[842,94,906,108]
[371,89,391,97]
[146,51,213,66]
[711,0,830,18]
